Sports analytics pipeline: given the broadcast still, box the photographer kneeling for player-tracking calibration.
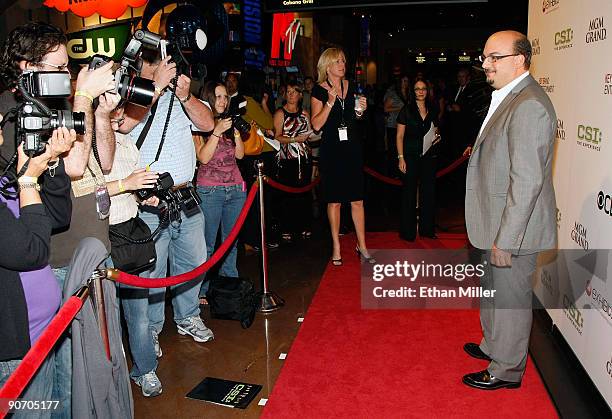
[0,115,76,417]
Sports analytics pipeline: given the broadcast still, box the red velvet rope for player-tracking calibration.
[363,154,469,185]
[263,176,320,193]
[111,181,259,288]
[0,296,84,417]
[362,166,402,186]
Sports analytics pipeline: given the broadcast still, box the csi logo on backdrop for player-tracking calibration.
[570,221,589,250]
[577,124,602,151]
[586,16,607,44]
[531,38,541,55]
[556,119,565,141]
[542,0,560,14]
[538,76,555,93]
[563,294,584,335]
[554,28,573,50]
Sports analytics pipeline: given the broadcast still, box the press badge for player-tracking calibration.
[338,125,348,142]
[95,185,111,220]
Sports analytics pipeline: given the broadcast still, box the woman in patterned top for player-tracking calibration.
[273,81,312,242]
[195,81,245,300]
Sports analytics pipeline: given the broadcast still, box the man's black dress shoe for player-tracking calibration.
[420,233,438,239]
[462,370,521,390]
[463,342,492,361]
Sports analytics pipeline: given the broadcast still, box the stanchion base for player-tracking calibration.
[258,292,285,313]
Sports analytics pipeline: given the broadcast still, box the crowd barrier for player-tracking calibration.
[0,155,469,408]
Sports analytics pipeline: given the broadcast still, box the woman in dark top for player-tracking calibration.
[0,120,75,408]
[396,78,440,241]
[311,48,374,266]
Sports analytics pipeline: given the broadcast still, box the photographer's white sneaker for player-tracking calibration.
[176,316,214,343]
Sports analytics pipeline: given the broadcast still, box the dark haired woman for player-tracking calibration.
[195,81,245,298]
[273,81,312,242]
[396,78,440,241]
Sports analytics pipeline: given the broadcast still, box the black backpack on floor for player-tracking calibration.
[207,276,257,329]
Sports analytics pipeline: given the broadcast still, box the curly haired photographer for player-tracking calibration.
[0,118,75,419]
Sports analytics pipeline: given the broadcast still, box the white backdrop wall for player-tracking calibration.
[529,0,612,408]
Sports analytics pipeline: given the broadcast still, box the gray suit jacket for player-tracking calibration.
[465,74,557,254]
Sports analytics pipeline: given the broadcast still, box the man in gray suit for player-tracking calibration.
[462,30,557,390]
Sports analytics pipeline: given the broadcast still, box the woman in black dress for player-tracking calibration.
[310,48,373,266]
[396,78,440,241]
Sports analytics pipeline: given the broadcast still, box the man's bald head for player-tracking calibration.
[488,30,532,69]
[482,30,531,89]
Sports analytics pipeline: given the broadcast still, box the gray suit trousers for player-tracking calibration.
[478,251,538,382]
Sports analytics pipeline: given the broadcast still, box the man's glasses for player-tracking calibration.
[477,54,520,64]
[38,61,70,72]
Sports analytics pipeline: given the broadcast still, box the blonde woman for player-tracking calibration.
[310,48,373,266]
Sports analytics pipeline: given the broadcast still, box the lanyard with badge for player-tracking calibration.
[327,80,348,142]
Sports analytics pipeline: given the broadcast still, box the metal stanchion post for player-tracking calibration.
[91,270,111,360]
[256,161,284,312]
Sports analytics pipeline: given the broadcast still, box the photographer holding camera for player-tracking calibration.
[0,22,118,417]
[0,112,76,417]
[119,50,214,397]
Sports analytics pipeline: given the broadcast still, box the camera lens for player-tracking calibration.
[52,110,86,135]
[117,74,155,107]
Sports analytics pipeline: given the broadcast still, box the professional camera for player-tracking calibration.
[135,171,174,201]
[89,29,161,107]
[17,71,85,155]
[136,171,201,220]
[219,100,250,135]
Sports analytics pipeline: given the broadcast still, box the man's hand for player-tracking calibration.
[173,74,192,100]
[47,127,77,160]
[463,146,472,157]
[141,196,160,207]
[153,55,177,91]
[95,93,121,117]
[491,244,512,267]
[76,61,115,98]
[123,168,159,191]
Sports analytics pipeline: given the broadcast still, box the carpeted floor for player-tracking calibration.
[262,232,558,418]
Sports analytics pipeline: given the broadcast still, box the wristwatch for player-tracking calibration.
[18,182,41,191]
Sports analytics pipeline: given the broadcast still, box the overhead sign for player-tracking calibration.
[67,22,132,63]
[44,0,148,19]
[269,13,300,67]
[265,0,486,12]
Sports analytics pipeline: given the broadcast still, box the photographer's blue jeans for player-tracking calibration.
[139,207,206,335]
[197,184,246,296]
[0,354,55,419]
[117,282,158,379]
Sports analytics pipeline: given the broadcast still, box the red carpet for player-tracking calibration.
[262,232,558,418]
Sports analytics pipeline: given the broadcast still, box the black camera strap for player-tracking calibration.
[135,77,178,167]
[135,101,158,150]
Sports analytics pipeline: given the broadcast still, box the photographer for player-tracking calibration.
[120,50,214,397]
[0,22,118,417]
[0,115,76,416]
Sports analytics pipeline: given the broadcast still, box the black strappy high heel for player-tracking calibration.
[355,247,376,264]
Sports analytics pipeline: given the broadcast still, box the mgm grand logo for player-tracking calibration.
[540,269,554,297]
[570,221,589,250]
[531,38,541,55]
[586,17,607,44]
